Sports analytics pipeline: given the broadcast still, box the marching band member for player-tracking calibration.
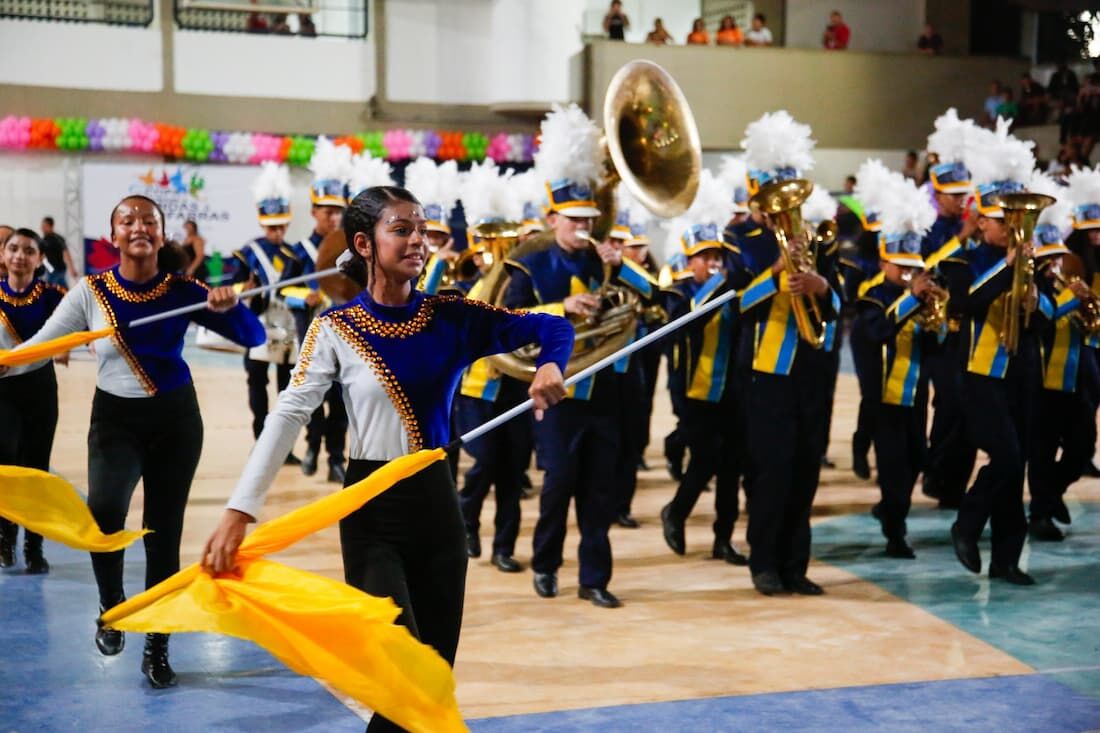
[205,185,572,732]
[233,163,304,455]
[282,137,352,482]
[943,120,1048,584]
[1028,168,1100,540]
[452,161,532,572]
[855,172,939,558]
[514,169,548,243]
[0,228,67,573]
[657,248,691,484]
[503,104,657,608]
[921,110,982,508]
[658,170,747,565]
[404,157,462,296]
[732,111,839,596]
[10,195,264,686]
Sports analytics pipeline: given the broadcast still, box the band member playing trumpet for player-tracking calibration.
[855,171,940,558]
[733,111,840,597]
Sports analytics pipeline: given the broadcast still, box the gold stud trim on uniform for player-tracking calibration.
[292,318,323,388]
[0,281,45,306]
[100,269,174,303]
[87,274,158,396]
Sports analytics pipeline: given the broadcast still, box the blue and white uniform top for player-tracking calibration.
[227,290,574,519]
[17,267,265,398]
[0,279,67,377]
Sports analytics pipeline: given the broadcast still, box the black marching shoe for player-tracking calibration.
[0,537,14,569]
[491,553,523,573]
[852,444,871,480]
[660,504,686,555]
[950,522,981,574]
[519,472,535,499]
[989,562,1035,586]
[885,538,916,559]
[751,570,786,596]
[95,607,125,656]
[283,452,302,466]
[1029,516,1065,542]
[1052,499,1072,526]
[533,572,558,598]
[711,539,748,566]
[578,586,622,609]
[24,541,50,574]
[783,575,825,596]
[301,447,319,477]
[637,458,650,472]
[615,512,640,529]
[1083,459,1100,478]
[820,455,837,469]
[465,529,482,559]
[327,460,346,484]
[141,633,178,688]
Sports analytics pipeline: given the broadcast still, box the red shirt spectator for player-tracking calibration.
[823,11,850,50]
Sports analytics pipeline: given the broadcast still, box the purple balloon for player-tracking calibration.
[423,130,442,157]
[522,134,536,161]
[88,136,104,151]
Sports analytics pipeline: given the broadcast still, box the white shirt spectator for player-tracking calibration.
[745,26,772,46]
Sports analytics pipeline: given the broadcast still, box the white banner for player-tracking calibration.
[81,161,269,275]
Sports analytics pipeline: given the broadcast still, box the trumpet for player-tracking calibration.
[1050,254,1100,336]
[901,269,950,331]
[751,179,827,349]
[998,193,1054,353]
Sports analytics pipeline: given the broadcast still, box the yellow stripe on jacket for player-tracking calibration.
[460,277,503,401]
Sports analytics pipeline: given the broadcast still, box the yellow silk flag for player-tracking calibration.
[0,465,147,551]
[101,447,466,733]
[0,327,114,367]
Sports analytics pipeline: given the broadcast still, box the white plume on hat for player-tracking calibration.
[853,159,895,217]
[251,161,292,204]
[662,169,734,254]
[1065,165,1100,211]
[534,103,602,186]
[616,182,655,229]
[879,174,936,237]
[926,108,980,165]
[964,118,1035,187]
[460,161,523,224]
[741,111,816,175]
[718,155,749,192]
[308,136,353,183]
[512,169,547,213]
[802,185,838,224]
[403,157,461,218]
[348,151,394,198]
[1029,169,1072,234]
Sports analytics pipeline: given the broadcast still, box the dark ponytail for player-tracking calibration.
[340,186,420,288]
[159,240,189,274]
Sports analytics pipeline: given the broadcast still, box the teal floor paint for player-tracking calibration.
[812,500,1100,699]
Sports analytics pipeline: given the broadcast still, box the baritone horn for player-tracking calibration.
[998,192,1054,354]
[751,179,828,349]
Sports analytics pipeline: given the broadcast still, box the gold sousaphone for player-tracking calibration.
[997,192,1054,353]
[485,59,703,381]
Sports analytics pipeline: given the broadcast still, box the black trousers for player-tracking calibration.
[820,344,841,460]
[615,362,648,516]
[873,403,925,540]
[339,460,467,733]
[245,355,293,439]
[745,361,828,579]
[0,364,59,550]
[639,339,662,457]
[925,340,977,501]
[454,390,525,556]
[306,384,348,462]
[959,368,1037,567]
[1028,388,1095,520]
[87,386,203,609]
[849,323,878,465]
[532,399,619,589]
[666,398,740,543]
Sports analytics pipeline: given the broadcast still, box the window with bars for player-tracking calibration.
[701,0,754,30]
[174,0,366,38]
[0,0,153,26]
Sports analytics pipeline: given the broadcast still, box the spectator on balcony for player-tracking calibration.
[687,18,710,46]
[716,15,743,47]
[646,17,672,45]
[1073,72,1100,158]
[1048,62,1080,115]
[902,151,921,182]
[744,13,773,47]
[270,13,291,34]
[823,10,850,50]
[298,13,317,37]
[1018,74,1049,126]
[996,88,1019,123]
[603,1,630,41]
[982,80,1005,127]
[917,23,943,55]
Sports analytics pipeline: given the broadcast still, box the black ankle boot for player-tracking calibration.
[141,633,177,688]
[24,537,49,575]
[0,536,13,569]
[95,605,125,656]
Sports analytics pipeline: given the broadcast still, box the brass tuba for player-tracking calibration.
[998,192,1054,354]
[750,179,827,349]
[1051,251,1100,336]
[485,60,702,381]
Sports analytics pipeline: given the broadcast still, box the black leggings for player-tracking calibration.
[87,386,203,609]
[0,364,59,550]
[245,356,292,439]
[339,459,467,733]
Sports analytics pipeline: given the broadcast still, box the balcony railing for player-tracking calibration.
[174,0,366,38]
[0,0,153,26]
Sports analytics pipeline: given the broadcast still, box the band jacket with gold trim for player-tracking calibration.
[458,272,508,402]
[663,272,737,405]
[921,214,964,260]
[941,240,1055,380]
[231,237,303,315]
[502,241,657,404]
[856,280,939,407]
[726,219,840,376]
[1035,260,1100,393]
